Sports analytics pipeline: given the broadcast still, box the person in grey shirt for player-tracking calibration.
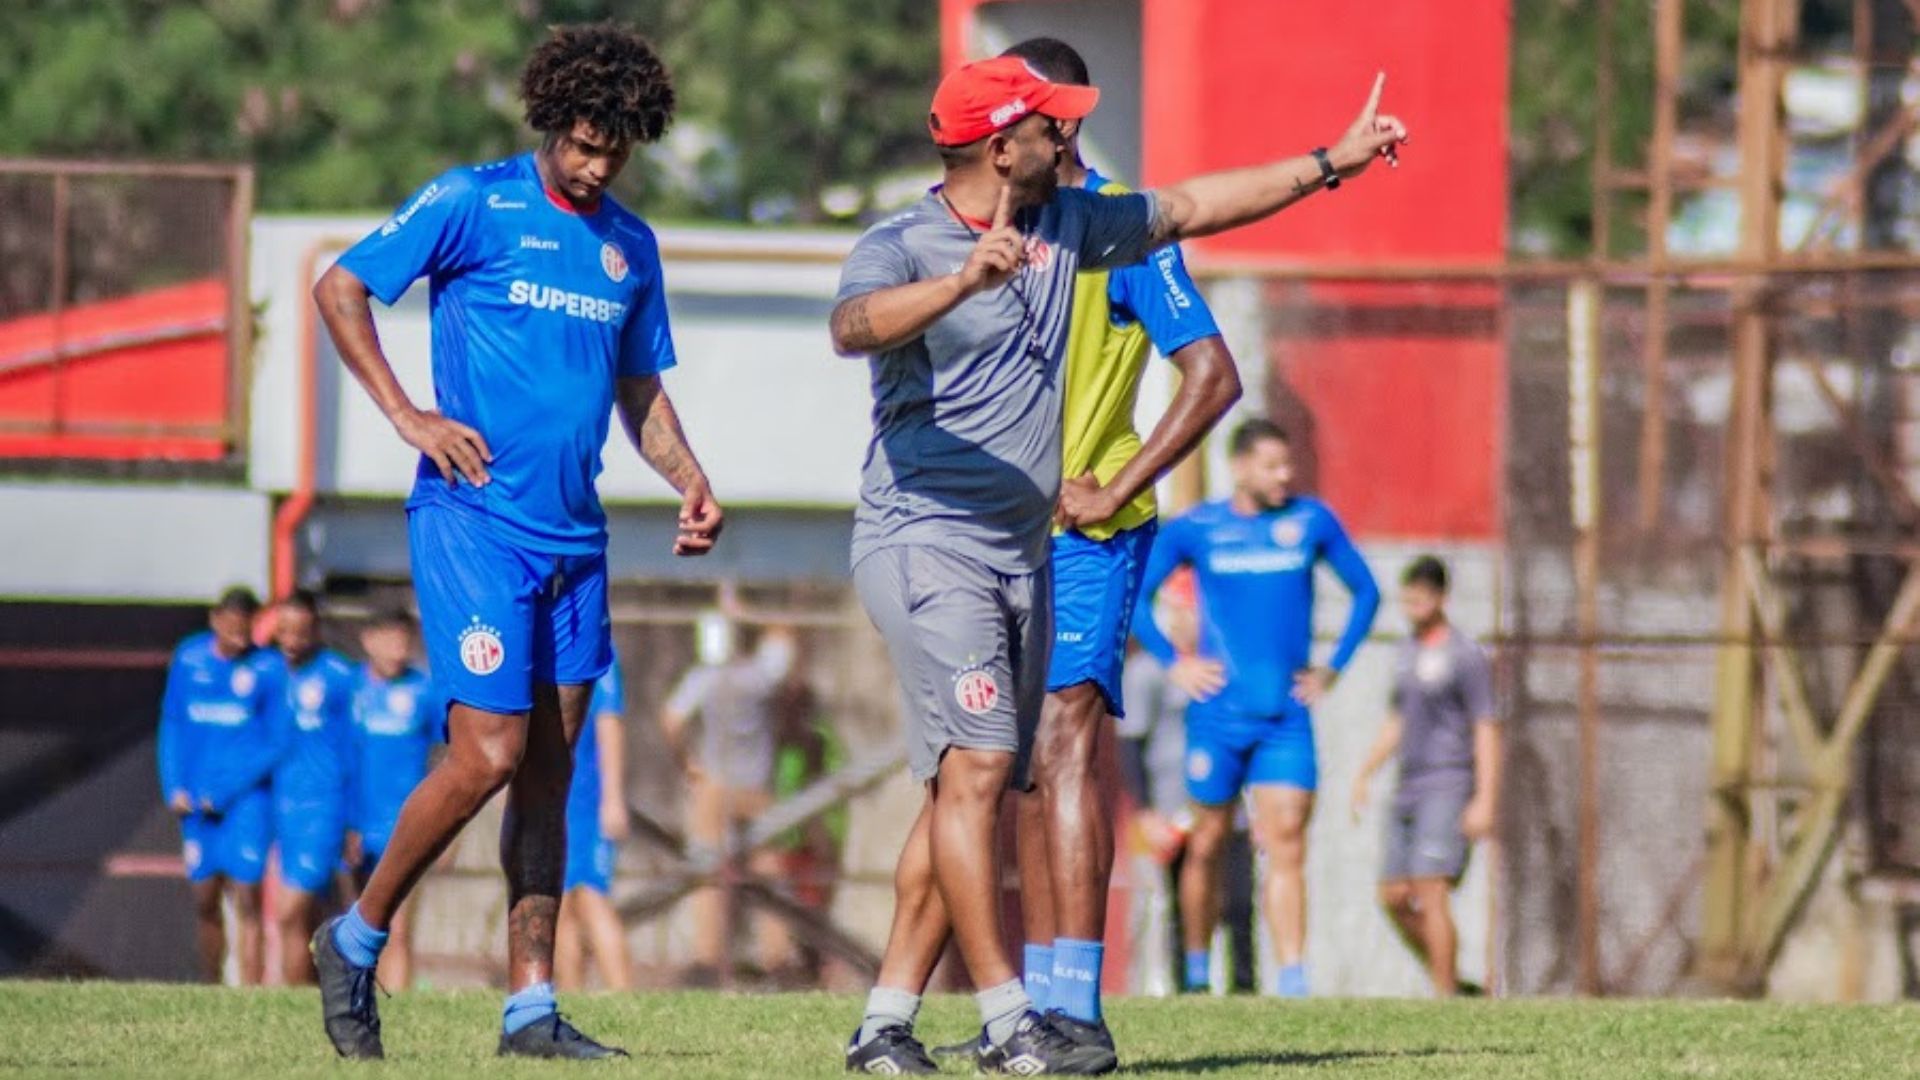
[832,52,1410,1076]
[1352,556,1502,997]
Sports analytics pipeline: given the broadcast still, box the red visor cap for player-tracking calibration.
[928,56,1101,147]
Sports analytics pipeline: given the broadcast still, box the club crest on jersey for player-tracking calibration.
[230,667,256,696]
[298,679,327,711]
[952,666,1000,716]
[1023,236,1054,271]
[459,620,506,676]
[1271,517,1306,548]
[600,241,629,283]
[1416,647,1452,686]
[386,687,416,716]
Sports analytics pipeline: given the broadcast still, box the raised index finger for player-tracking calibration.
[1361,71,1385,122]
[992,185,1014,230]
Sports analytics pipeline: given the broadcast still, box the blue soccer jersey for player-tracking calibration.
[1135,497,1381,720]
[350,665,439,853]
[265,649,360,806]
[157,632,281,813]
[335,153,678,556]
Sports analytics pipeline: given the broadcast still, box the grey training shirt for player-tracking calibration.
[836,186,1159,575]
[1390,627,1498,808]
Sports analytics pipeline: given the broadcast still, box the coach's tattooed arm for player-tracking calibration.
[1146,73,1409,247]
[831,186,1026,357]
[616,375,724,556]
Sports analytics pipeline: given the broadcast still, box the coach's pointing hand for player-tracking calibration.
[1329,72,1410,178]
[393,406,493,487]
[958,186,1026,295]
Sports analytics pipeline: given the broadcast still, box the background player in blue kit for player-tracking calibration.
[157,586,277,985]
[309,22,722,1061]
[347,608,439,991]
[1134,419,1380,998]
[263,590,359,986]
[554,653,633,991]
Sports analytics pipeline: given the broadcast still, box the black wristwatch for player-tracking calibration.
[1311,147,1340,191]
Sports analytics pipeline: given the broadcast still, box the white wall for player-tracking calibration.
[0,482,269,601]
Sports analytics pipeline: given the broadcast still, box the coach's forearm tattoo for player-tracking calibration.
[1148,198,1185,247]
[830,295,880,353]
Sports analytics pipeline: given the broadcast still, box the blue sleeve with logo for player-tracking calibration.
[337,170,485,305]
[618,230,677,378]
[1111,243,1222,358]
[1132,513,1198,666]
[1316,507,1380,674]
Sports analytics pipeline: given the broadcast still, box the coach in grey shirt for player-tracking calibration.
[831,54,1409,1072]
[1353,556,1501,997]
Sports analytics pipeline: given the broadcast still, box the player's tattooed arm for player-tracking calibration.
[828,294,883,354]
[1146,73,1408,245]
[616,375,724,556]
[828,277,971,357]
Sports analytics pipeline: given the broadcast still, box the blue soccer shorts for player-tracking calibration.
[274,796,347,893]
[409,502,613,716]
[1046,522,1157,716]
[182,788,272,885]
[1183,707,1318,806]
[564,814,615,895]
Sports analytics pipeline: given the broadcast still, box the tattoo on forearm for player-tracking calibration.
[831,296,879,352]
[638,392,704,491]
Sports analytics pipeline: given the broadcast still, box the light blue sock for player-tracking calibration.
[331,903,388,969]
[1183,949,1210,991]
[1051,938,1104,1023]
[1276,963,1310,998]
[502,981,557,1035]
[1022,944,1054,1012]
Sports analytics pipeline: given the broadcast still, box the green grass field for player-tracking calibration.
[1,982,1917,1078]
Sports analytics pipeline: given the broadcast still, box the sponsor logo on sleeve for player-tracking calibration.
[380,182,444,237]
[487,193,528,211]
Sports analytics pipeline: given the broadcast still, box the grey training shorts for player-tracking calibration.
[854,544,1051,787]
[1381,788,1474,883]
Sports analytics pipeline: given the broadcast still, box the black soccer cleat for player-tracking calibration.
[977,1011,1117,1075]
[1043,1010,1116,1056]
[844,1024,938,1074]
[497,1013,629,1060]
[310,917,384,1060]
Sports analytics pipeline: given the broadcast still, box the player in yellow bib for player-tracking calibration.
[1006,35,1243,1056]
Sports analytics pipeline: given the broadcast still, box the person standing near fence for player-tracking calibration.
[157,586,278,985]
[346,608,439,990]
[554,650,634,991]
[1351,556,1501,996]
[661,621,799,984]
[1133,420,1381,998]
[263,589,360,986]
